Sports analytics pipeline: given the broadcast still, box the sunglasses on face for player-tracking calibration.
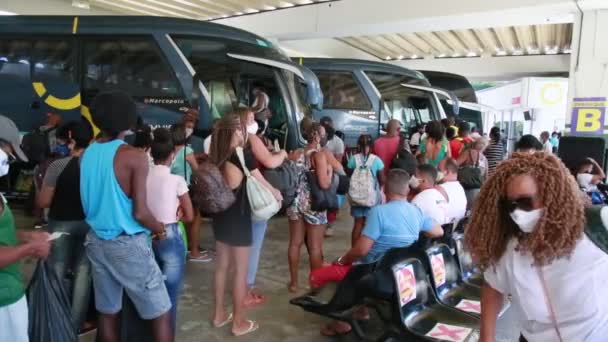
[503,196,537,212]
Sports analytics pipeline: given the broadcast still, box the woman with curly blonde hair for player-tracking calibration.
[466,152,608,342]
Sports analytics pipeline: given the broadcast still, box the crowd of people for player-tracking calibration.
[1,89,607,342]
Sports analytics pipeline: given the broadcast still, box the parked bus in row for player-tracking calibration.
[300,58,455,146]
[419,70,484,132]
[0,15,322,151]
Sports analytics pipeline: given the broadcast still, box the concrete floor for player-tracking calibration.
[13,206,520,342]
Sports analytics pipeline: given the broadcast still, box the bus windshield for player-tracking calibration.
[174,36,291,124]
[365,71,437,130]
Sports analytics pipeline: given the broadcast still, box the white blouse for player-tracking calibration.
[484,206,608,341]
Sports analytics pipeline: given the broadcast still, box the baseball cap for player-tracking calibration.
[0,115,28,162]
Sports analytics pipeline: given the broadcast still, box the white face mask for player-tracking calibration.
[0,148,9,178]
[247,121,259,135]
[185,128,194,138]
[510,208,544,233]
[409,175,420,189]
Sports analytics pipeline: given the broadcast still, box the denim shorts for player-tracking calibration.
[85,231,171,320]
[351,206,371,218]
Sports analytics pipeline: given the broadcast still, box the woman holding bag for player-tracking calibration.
[287,122,343,293]
[236,108,287,307]
[209,115,281,337]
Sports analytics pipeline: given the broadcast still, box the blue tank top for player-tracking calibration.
[80,140,147,239]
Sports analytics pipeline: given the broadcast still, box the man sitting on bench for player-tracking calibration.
[315,169,443,336]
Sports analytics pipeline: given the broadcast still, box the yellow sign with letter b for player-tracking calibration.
[571,97,606,136]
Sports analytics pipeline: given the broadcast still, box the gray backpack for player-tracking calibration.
[263,160,299,210]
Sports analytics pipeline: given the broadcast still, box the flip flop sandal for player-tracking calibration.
[213,313,233,328]
[233,320,259,337]
[320,322,352,336]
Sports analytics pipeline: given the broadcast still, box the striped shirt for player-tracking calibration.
[484,141,505,175]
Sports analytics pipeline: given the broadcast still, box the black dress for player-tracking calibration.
[212,148,258,247]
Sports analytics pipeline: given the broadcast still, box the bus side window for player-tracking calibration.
[0,38,76,129]
[82,38,180,99]
[316,71,371,111]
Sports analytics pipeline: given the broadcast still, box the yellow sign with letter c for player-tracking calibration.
[540,83,564,106]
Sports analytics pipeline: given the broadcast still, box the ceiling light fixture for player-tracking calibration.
[410,54,418,59]
[72,0,90,9]
[397,55,404,60]
[280,2,296,7]
[466,51,477,57]
[563,47,572,54]
[244,8,259,13]
[264,6,277,10]
[437,53,447,58]
[385,56,392,60]
[512,48,524,55]
[0,10,16,15]
[451,53,461,58]
[496,50,507,56]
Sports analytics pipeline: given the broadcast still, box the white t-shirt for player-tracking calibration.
[146,164,189,225]
[325,136,345,158]
[543,140,553,153]
[484,206,608,342]
[412,188,450,225]
[439,181,467,223]
[577,173,598,192]
[203,135,212,155]
[410,132,422,146]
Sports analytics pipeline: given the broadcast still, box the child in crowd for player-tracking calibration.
[133,125,153,167]
[347,134,385,246]
[146,128,194,333]
[170,124,207,262]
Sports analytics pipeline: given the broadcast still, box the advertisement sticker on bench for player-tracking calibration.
[431,253,446,288]
[425,323,473,342]
[455,299,481,314]
[395,264,416,307]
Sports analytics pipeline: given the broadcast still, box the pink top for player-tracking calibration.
[146,164,189,225]
[373,136,400,176]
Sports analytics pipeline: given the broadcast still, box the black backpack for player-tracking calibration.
[391,148,418,176]
[263,160,299,210]
[22,129,50,164]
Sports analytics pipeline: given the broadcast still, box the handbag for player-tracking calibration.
[306,167,339,212]
[336,172,350,195]
[235,146,280,221]
[458,150,484,189]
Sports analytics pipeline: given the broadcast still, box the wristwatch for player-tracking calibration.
[336,256,346,266]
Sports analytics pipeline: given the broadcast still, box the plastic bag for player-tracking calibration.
[27,260,78,342]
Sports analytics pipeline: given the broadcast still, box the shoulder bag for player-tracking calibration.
[306,151,339,212]
[458,150,484,189]
[235,146,280,221]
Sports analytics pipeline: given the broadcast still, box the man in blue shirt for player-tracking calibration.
[336,169,443,266]
[321,169,443,336]
[80,92,172,341]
